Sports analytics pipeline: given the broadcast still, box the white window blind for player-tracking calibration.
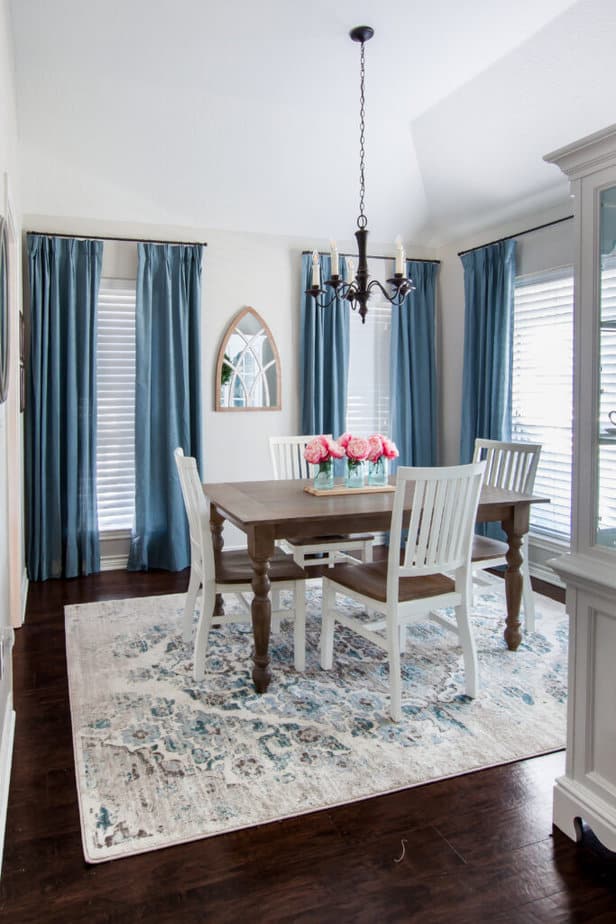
[598,256,616,543]
[346,299,392,437]
[512,268,574,542]
[96,279,136,532]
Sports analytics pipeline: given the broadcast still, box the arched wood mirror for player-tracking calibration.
[0,215,9,404]
[215,307,281,411]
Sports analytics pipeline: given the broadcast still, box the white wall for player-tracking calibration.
[0,0,21,875]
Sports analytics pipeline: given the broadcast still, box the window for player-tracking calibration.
[346,292,391,437]
[96,279,136,532]
[598,254,616,544]
[511,268,574,543]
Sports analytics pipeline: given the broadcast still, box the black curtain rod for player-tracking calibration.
[26,230,208,247]
[457,215,573,258]
[302,249,440,265]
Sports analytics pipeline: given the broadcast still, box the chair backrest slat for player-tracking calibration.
[472,438,541,494]
[269,434,333,481]
[174,448,215,583]
[389,463,486,603]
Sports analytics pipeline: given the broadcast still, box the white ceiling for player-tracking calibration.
[8,0,615,245]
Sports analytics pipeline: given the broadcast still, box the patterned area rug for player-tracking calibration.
[65,583,567,863]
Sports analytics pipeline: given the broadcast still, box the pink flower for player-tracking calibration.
[338,432,352,450]
[345,436,370,461]
[381,436,399,460]
[304,437,328,465]
[304,435,344,463]
[323,436,344,459]
[367,434,384,462]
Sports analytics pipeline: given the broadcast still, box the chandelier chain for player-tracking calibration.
[358,40,367,230]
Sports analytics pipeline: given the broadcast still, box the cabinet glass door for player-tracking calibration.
[597,185,616,548]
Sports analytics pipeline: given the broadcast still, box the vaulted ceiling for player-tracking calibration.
[8,0,615,245]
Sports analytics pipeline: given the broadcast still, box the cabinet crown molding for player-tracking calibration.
[545,123,616,180]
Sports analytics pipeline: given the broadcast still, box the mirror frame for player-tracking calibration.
[0,215,9,404]
[215,306,281,412]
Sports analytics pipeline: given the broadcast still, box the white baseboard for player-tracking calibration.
[530,561,565,589]
[21,570,28,625]
[0,695,15,879]
[100,554,129,572]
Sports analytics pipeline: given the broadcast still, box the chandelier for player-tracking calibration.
[306,25,414,324]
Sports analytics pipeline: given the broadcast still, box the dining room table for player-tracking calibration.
[202,477,549,694]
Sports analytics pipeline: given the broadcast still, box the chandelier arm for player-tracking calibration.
[306,281,353,309]
[367,278,414,305]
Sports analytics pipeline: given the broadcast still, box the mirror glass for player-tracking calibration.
[216,307,280,410]
[0,217,8,404]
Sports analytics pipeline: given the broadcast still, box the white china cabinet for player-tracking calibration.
[544,124,616,853]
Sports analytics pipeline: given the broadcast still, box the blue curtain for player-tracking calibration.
[300,252,349,437]
[459,240,516,463]
[25,234,102,580]
[390,260,439,468]
[128,243,204,572]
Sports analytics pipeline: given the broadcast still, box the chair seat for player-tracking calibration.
[215,548,306,584]
[325,560,455,604]
[471,535,508,562]
[285,533,374,547]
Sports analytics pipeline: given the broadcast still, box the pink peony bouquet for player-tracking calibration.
[338,433,371,462]
[366,433,399,462]
[303,435,345,465]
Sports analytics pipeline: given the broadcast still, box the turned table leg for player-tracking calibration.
[502,508,529,651]
[248,527,275,693]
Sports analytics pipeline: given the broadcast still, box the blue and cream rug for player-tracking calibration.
[65,583,567,863]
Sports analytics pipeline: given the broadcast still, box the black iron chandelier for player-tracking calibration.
[306,25,414,324]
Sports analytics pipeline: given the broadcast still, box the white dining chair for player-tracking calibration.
[471,438,541,632]
[174,448,308,678]
[320,462,486,721]
[269,434,374,568]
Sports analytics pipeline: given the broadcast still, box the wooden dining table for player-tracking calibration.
[203,478,549,694]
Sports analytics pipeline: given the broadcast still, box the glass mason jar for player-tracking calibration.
[368,456,388,486]
[345,458,365,489]
[314,459,334,490]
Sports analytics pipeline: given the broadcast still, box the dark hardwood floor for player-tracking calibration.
[1,570,615,923]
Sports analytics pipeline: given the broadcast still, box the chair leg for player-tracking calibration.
[521,548,536,633]
[454,603,479,698]
[293,582,306,672]
[386,614,402,722]
[183,567,200,643]
[193,585,215,682]
[363,540,373,563]
[320,580,335,670]
[398,623,406,654]
[271,588,281,633]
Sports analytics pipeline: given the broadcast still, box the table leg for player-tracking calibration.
[501,509,529,651]
[210,506,225,620]
[248,527,275,693]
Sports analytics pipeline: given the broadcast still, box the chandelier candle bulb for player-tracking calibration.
[311,251,320,287]
[395,236,405,275]
[330,241,339,276]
